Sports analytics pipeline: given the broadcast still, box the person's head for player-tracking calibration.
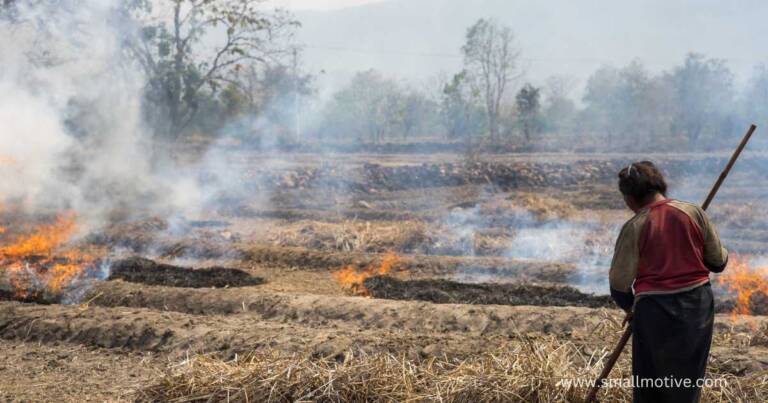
[617,161,668,212]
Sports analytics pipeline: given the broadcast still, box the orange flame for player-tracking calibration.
[0,213,95,300]
[0,214,76,258]
[716,255,768,316]
[334,252,402,296]
[0,156,16,166]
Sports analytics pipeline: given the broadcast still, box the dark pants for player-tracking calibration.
[632,283,714,403]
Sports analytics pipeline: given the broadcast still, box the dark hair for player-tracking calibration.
[618,161,667,201]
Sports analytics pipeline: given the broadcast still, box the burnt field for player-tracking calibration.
[2,152,768,401]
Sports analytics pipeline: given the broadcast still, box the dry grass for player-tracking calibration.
[138,334,767,403]
[263,193,590,257]
[267,220,432,253]
[139,338,614,403]
[480,193,578,221]
[267,219,517,256]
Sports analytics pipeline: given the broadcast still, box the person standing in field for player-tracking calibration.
[609,161,728,403]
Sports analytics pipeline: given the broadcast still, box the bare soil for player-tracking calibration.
[0,340,162,402]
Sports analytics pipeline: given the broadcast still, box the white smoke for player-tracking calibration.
[506,216,620,294]
[0,1,207,232]
[435,197,620,294]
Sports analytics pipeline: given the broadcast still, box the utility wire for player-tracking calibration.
[302,44,645,64]
[302,44,764,66]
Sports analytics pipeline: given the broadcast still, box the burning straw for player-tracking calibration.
[0,213,100,302]
[334,252,403,296]
[716,255,768,316]
[137,336,766,403]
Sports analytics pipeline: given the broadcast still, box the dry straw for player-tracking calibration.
[138,334,767,402]
[268,220,431,253]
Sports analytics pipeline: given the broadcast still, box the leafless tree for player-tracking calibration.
[461,18,521,143]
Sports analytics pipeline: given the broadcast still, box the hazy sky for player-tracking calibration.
[278,0,384,10]
[290,0,768,96]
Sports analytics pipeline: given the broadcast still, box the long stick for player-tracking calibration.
[702,124,758,210]
[585,124,758,403]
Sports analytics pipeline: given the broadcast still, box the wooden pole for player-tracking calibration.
[585,124,758,403]
[702,124,758,210]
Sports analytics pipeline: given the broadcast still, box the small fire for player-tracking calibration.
[334,252,402,296]
[716,255,768,316]
[1,214,76,257]
[0,213,96,300]
[0,156,16,166]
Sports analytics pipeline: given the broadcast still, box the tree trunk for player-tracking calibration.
[169,1,184,141]
[488,110,498,143]
[523,121,531,143]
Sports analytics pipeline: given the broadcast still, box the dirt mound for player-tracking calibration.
[2,296,765,372]
[86,281,616,338]
[108,257,264,288]
[357,275,759,315]
[0,301,609,359]
[233,156,768,196]
[241,246,575,283]
[359,161,618,192]
[364,276,614,309]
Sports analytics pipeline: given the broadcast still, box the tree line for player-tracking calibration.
[316,19,763,151]
[2,2,764,151]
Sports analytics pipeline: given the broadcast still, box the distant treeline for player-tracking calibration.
[307,52,765,152]
[177,15,768,152]
[3,2,763,152]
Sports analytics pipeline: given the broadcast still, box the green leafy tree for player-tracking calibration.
[541,76,577,135]
[320,71,441,143]
[515,83,541,142]
[582,65,623,140]
[401,91,440,140]
[440,71,486,141]
[668,53,735,143]
[581,60,675,148]
[125,0,298,140]
[236,63,314,143]
[321,70,405,143]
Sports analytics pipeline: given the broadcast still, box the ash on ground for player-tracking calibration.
[364,276,614,308]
